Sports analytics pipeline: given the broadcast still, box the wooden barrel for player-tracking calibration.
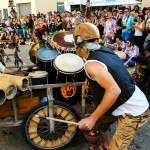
[0,74,29,91]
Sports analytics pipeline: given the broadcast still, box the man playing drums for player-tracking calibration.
[73,23,149,150]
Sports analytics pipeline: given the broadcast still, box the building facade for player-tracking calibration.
[0,0,65,22]
[0,0,149,22]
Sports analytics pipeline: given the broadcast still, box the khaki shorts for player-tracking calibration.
[96,109,149,150]
[109,109,149,150]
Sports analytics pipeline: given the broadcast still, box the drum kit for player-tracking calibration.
[22,31,92,150]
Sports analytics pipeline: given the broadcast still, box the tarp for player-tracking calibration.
[64,0,142,6]
[89,0,142,6]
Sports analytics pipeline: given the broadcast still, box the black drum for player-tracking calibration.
[28,71,48,86]
[53,53,86,105]
[28,71,48,95]
[36,47,57,84]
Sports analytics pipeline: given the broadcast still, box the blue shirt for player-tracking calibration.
[122,15,134,33]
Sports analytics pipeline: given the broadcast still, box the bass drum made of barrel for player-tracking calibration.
[22,101,79,150]
[53,53,86,105]
[48,31,76,54]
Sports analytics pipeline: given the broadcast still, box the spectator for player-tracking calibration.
[97,17,105,39]
[27,15,34,33]
[37,17,47,34]
[22,16,28,38]
[122,8,135,42]
[65,12,72,31]
[123,38,139,67]
[113,35,126,52]
[61,13,67,30]
[55,15,63,31]
[18,34,25,45]
[25,34,34,45]
[74,11,84,27]
[104,12,117,40]
[42,30,48,40]
[132,15,145,54]
[71,12,77,32]
[112,9,118,20]
[116,11,123,37]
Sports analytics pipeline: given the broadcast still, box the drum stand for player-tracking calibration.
[28,82,86,133]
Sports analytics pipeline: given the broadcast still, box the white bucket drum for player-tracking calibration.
[53,53,84,102]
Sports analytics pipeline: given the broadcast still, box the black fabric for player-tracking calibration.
[87,46,135,113]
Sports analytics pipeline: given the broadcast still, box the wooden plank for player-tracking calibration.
[0,120,22,127]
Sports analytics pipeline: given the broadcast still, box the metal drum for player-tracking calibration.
[28,71,49,86]
[53,53,85,105]
[48,31,76,54]
[28,71,49,94]
[36,47,57,84]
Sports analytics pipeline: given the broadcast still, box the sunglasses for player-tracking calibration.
[124,11,128,12]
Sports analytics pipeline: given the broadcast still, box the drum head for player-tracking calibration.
[28,71,48,78]
[36,48,57,62]
[48,31,75,53]
[54,53,84,74]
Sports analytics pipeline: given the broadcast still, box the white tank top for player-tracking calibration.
[134,22,143,36]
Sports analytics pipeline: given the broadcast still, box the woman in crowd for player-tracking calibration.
[21,16,28,38]
[55,15,63,31]
[132,15,145,54]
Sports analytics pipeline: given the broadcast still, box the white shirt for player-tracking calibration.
[134,22,143,36]
[84,60,149,116]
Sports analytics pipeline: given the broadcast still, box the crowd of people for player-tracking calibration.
[0,5,150,67]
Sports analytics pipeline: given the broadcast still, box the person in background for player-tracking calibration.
[122,8,135,42]
[18,34,25,45]
[42,30,48,40]
[25,34,34,45]
[113,35,126,52]
[116,11,123,37]
[55,15,63,31]
[112,9,118,21]
[73,22,149,150]
[97,17,105,39]
[65,12,72,31]
[144,11,150,55]
[71,12,77,32]
[21,16,28,39]
[132,15,145,55]
[74,11,84,28]
[104,12,117,41]
[123,38,139,67]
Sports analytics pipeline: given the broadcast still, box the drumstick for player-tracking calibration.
[35,115,79,126]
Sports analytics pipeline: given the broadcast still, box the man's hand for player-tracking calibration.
[78,116,96,130]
